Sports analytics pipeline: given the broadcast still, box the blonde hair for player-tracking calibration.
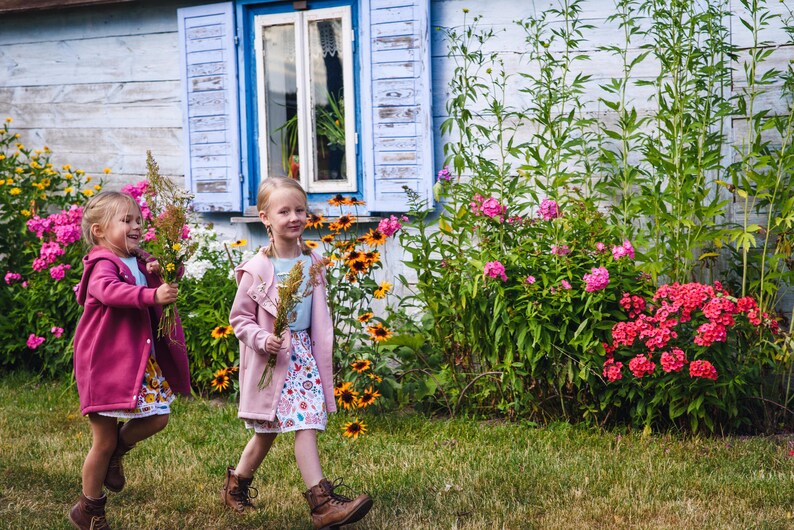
[81,191,142,251]
[256,177,312,257]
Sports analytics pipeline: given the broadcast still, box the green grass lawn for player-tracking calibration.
[0,372,792,530]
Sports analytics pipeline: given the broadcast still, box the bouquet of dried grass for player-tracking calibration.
[143,151,198,338]
[258,258,324,390]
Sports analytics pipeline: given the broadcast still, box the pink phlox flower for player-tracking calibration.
[484,261,507,282]
[26,216,53,238]
[689,359,718,380]
[469,194,485,216]
[32,258,48,272]
[694,322,727,347]
[480,197,506,218]
[561,279,572,290]
[40,241,65,264]
[143,227,157,242]
[628,354,656,378]
[4,272,22,285]
[538,198,561,220]
[26,334,45,349]
[611,321,639,348]
[660,347,687,373]
[181,225,191,240]
[620,292,647,318]
[603,358,623,382]
[49,263,72,281]
[400,215,409,222]
[436,166,452,182]
[51,326,64,338]
[612,240,635,260]
[583,266,609,292]
[551,244,571,256]
[735,296,758,313]
[121,181,149,202]
[377,215,403,237]
[525,275,536,285]
[595,242,606,253]
[21,281,28,288]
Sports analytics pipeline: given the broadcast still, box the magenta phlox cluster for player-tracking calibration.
[689,359,718,380]
[470,194,506,220]
[538,198,561,220]
[560,279,572,290]
[5,272,22,284]
[484,260,507,281]
[26,334,45,349]
[378,215,404,237]
[628,354,656,377]
[437,166,452,182]
[51,326,64,338]
[660,347,687,373]
[49,263,72,281]
[620,292,646,318]
[583,266,609,292]
[603,358,623,382]
[551,244,571,256]
[122,181,152,220]
[611,239,635,260]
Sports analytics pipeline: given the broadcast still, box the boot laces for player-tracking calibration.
[90,514,110,530]
[326,478,355,503]
[233,482,258,508]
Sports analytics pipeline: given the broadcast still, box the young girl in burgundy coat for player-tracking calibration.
[69,191,191,530]
[223,177,372,529]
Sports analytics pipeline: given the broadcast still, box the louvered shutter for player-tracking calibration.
[360,0,434,212]
[177,2,242,212]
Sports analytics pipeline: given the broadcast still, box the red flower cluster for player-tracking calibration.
[603,281,778,384]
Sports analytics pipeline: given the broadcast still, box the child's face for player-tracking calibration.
[260,187,307,245]
[95,205,143,258]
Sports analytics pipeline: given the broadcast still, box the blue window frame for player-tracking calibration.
[237,0,361,211]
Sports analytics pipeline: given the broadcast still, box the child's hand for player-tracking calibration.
[264,333,285,355]
[146,260,161,274]
[154,283,178,305]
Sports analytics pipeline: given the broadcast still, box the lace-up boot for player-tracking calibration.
[68,493,111,530]
[303,478,372,529]
[104,423,135,492]
[221,466,257,514]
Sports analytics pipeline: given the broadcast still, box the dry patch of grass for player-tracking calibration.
[0,373,792,529]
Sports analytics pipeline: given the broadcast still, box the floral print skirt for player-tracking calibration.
[99,356,174,419]
[245,330,327,434]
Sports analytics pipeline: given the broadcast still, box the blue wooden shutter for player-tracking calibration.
[360,0,434,212]
[177,2,242,212]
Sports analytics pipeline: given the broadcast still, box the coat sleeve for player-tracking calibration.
[87,260,158,308]
[229,270,272,355]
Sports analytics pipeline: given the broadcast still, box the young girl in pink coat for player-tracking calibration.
[69,191,191,530]
[223,177,372,529]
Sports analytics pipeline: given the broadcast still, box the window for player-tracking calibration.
[253,6,356,194]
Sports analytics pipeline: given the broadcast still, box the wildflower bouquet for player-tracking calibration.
[142,151,197,338]
[257,259,322,389]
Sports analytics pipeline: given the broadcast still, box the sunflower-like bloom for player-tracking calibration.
[366,322,392,343]
[306,213,325,229]
[357,386,381,408]
[328,194,346,206]
[351,359,372,373]
[364,229,387,247]
[210,368,231,392]
[321,234,335,244]
[343,419,367,439]
[230,239,248,248]
[211,325,234,339]
[373,281,392,299]
[358,312,373,323]
[336,384,359,410]
[305,240,318,249]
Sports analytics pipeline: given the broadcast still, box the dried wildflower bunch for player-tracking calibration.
[143,151,198,338]
[257,259,323,389]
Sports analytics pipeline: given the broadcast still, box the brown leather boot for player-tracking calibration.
[221,466,257,514]
[68,493,111,530]
[303,478,372,530]
[104,423,135,492]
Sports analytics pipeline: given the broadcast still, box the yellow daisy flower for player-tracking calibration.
[373,281,393,299]
[342,419,367,439]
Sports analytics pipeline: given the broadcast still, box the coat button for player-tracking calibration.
[146,339,151,344]
[312,341,316,346]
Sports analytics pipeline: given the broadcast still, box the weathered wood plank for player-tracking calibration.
[372,35,419,52]
[372,0,414,9]
[374,122,417,137]
[377,106,419,123]
[1,33,179,86]
[372,61,418,80]
[373,79,417,106]
[372,48,416,63]
[371,6,414,25]
[373,21,416,38]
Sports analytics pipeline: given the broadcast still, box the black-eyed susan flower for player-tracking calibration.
[357,386,381,408]
[211,325,233,339]
[345,250,364,264]
[335,214,356,231]
[306,213,325,229]
[321,234,335,244]
[366,322,392,343]
[334,381,353,397]
[230,239,248,248]
[363,251,380,266]
[349,260,369,275]
[364,229,387,247]
[367,372,383,383]
[350,198,366,206]
[373,281,393,299]
[328,194,346,207]
[210,369,230,392]
[351,359,372,373]
[336,384,359,410]
[305,240,319,249]
[343,419,367,439]
[358,312,374,323]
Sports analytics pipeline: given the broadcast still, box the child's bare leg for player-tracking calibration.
[294,429,323,488]
[82,414,118,497]
[236,432,277,478]
[120,413,169,445]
